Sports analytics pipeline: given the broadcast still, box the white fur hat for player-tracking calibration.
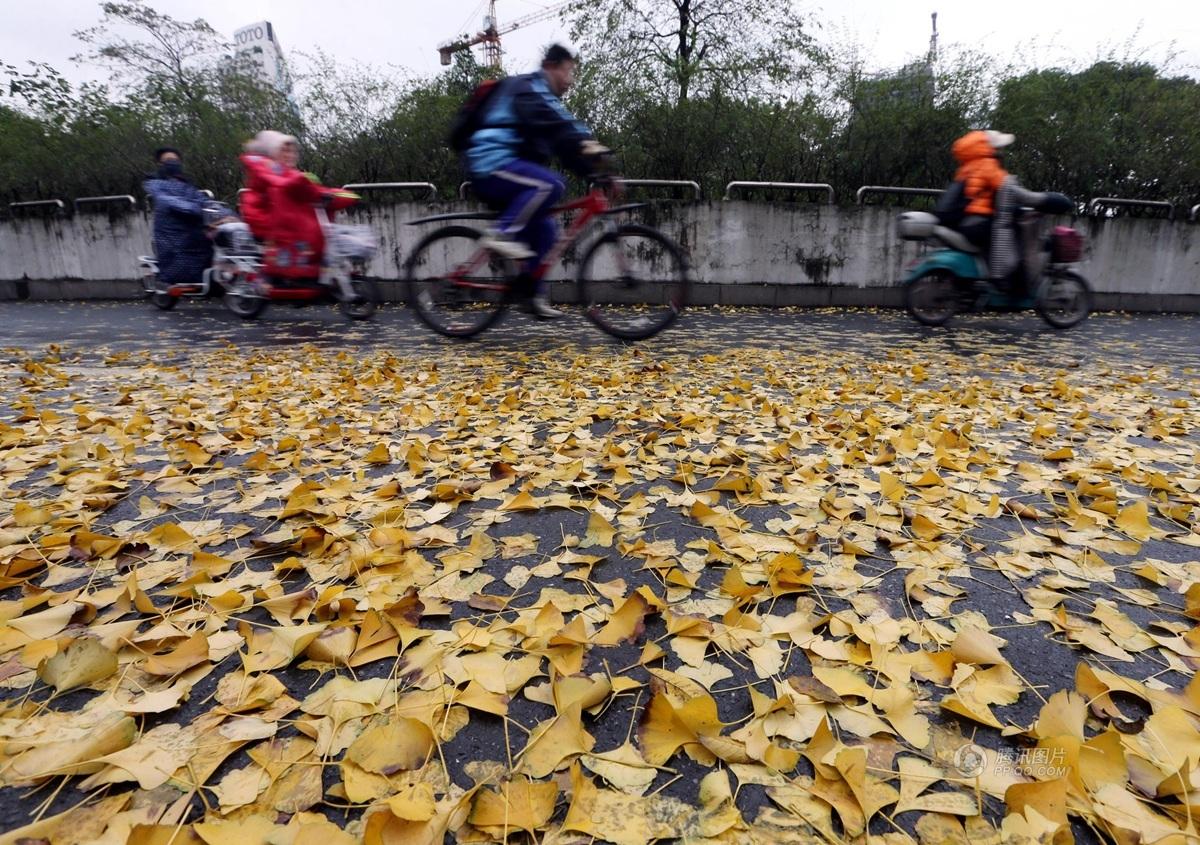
[985,130,1015,150]
[248,130,298,159]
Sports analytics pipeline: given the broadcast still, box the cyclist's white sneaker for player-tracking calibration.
[480,232,535,261]
[530,295,563,319]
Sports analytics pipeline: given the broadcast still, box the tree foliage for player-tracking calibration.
[1,0,1198,208]
[569,0,821,103]
[993,62,1200,203]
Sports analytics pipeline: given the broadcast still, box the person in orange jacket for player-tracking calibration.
[951,129,1014,250]
[239,130,358,284]
[949,129,1074,293]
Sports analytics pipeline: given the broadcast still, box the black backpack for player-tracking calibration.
[934,180,969,227]
[447,79,503,153]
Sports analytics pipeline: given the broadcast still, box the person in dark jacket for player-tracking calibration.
[467,44,611,318]
[142,147,213,286]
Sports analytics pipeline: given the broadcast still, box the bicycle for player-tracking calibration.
[404,182,691,340]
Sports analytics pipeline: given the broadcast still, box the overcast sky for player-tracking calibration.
[2,0,1196,86]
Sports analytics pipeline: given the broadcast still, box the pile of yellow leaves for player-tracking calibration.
[0,328,1198,844]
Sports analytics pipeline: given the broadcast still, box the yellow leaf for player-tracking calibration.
[37,636,117,692]
[1005,777,1069,826]
[469,777,558,834]
[241,622,326,672]
[6,712,137,782]
[564,763,689,845]
[345,717,434,776]
[364,442,392,464]
[7,601,80,639]
[767,553,812,596]
[143,630,210,677]
[593,593,650,646]
[582,510,617,548]
[950,628,1008,667]
[896,757,978,816]
[581,742,658,796]
[910,512,946,540]
[519,702,595,777]
[879,471,904,502]
[911,468,945,487]
[194,815,280,845]
[1115,500,1159,541]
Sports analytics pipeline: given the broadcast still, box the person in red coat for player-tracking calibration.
[239,130,357,283]
[238,135,276,243]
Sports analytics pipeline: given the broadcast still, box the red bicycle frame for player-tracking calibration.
[447,189,614,292]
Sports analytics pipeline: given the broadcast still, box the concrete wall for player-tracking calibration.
[1,202,1197,310]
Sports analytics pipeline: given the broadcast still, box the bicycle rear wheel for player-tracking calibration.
[405,226,511,338]
[576,224,690,341]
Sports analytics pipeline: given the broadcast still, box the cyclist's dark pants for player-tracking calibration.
[473,161,565,292]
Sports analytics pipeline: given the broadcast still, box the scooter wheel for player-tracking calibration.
[224,282,267,320]
[150,291,179,311]
[1036,270,1092,329]
[906,270,959,326]
[340,277,380,321]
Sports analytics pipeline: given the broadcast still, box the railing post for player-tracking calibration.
[855,186,942,205]
[8,199,66,216]
[723,182,835,203]
[1088,198,1175,220]
[341,182,439,200]
[73,195,137,212]
[588,179,702,199]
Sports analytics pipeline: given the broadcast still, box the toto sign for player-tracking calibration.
[234,22,271,47]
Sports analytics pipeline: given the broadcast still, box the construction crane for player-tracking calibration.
[438,1,579,70]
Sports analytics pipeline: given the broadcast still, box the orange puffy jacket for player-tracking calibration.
[952,131,1009,217]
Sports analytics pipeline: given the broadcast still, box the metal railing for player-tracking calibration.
[1192,204,1200,223]
[9,199,65,215]
[74,195,136,212]
[1087,198,1175,219]
[614,179,702,199]
[724,182,835,203]
[856,186,942,205]
[465,178,704,200]
[342,182,438,200]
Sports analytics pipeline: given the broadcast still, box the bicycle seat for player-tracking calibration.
[932,226,980,254]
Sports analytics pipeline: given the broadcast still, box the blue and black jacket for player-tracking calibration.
[143,176,213,285]
[466,70,596,180]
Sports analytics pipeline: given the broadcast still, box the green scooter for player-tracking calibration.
[898,194,1092,329]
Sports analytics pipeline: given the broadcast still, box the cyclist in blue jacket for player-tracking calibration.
[466,44,611,318]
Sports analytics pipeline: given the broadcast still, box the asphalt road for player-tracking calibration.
[1,301,1198,842]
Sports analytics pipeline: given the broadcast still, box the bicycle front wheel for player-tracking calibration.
[576,224,690,341]
[405,226,511,339]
